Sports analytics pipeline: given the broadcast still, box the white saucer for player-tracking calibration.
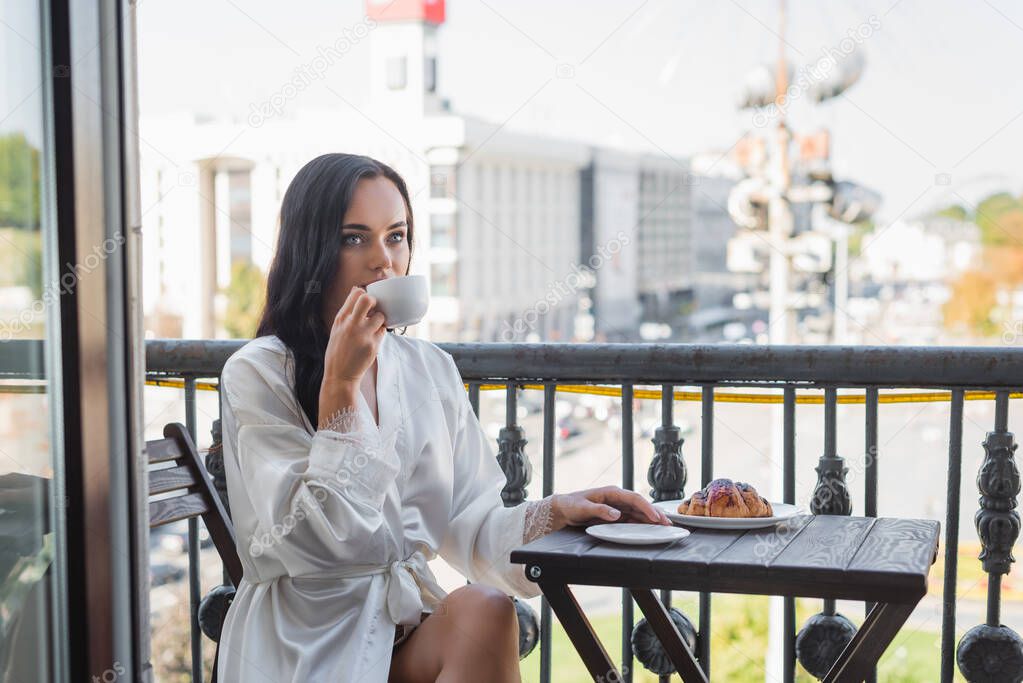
[653,500,803,530]
[585,523,691,546]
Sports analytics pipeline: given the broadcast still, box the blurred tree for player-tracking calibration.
[934,193,1023,339]
[988,246,1023,290]
[986,245,1023,334]
[943,270,998,336]
[975,192,1023,246]
[0,228,43,299]
[220,261,266,339]
[22,233,42,300]
[0,133,41,228]
[934,204,970,222]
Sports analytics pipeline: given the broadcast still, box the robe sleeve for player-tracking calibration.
[436,355,542,599]
[220,352,402,573]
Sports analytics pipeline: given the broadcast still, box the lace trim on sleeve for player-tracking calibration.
[522,495,556,544]
[318,406,362,434]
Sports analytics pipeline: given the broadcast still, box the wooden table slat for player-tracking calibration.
[709,515,815,579]
[845,518,940,574]
[648,528,748,577]
[841,518,940,596]
[766,515,877,577]
[576,533,685,572]
[578,545,655,572]
[509,529,602,570]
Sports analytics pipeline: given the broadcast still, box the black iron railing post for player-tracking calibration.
[633,384,697,682]
[957,391,1023,681]
[497,383,531,506]
[796,388,855,678]
[183,376,202,683]
[940,390,964,683]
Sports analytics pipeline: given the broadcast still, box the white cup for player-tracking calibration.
[365,275,429,328]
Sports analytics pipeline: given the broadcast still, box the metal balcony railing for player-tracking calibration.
[138,339,1023,683]
[6,338,1021,681]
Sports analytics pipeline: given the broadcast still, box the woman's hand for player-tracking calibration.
[318,288,386,423]
[550,486,672,529]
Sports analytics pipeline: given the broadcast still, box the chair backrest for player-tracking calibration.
[147,423,244,586]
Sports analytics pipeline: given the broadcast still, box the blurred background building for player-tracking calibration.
[131,0,1023,351]
[138,0,745,344]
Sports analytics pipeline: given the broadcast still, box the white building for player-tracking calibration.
[138,111,429,339]
[581,149,640,340]
[424,116,589,341]
[861,217,978,285]
[139,0,699,343]
[635,155,694,333]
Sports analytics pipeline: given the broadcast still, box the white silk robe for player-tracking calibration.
[215,333,540,682]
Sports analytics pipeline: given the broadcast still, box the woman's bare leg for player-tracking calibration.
[388,584,521,683]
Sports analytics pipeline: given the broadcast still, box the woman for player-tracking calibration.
[216,153,672,683]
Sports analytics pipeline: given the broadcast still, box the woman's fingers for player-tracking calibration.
[337,286,364,320]
[351,292,376,321]
[367,311,387,332]
[562,488,673,527]
[563,496,621,524]
[581,500,622,522]
[623,510,670,525]
[596,488,671,525]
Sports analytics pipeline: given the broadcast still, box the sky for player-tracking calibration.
[4,1,1023,222]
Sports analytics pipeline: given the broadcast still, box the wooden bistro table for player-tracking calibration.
[511,514,940,683]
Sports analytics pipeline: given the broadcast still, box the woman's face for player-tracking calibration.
[322,175,411,327]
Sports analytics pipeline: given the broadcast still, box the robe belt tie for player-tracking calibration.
[261,548,447,626]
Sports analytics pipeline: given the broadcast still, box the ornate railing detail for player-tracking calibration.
[797,388,857,678]
[497,384,532,506]
[648,423,686,502]
[957,392,1023,682]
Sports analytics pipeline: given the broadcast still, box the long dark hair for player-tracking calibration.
[255,153,415,429]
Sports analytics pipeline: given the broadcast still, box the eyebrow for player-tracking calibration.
[340,220,407,231]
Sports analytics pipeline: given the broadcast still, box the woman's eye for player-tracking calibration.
[342,232,403,247]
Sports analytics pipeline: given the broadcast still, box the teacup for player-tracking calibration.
[365,275,429,328]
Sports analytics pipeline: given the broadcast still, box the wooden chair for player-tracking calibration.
[146,419,541,677]
[147,422,242,683]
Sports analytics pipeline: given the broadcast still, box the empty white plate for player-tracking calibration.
[585,523,691,546]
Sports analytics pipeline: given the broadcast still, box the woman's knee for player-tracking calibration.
[443,584,517,633]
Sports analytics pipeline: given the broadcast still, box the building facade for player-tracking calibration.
[138,0,722,344]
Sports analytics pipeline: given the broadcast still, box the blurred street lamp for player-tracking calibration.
[727,177,770,229]
[738,62,794,109]
[828,180,882,223]
[810,49,865,103]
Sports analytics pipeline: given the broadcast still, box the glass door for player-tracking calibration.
[0,0,68,680]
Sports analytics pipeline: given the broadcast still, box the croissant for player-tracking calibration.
[737,482,773,517]
[707,478,750,517]
[676,478,773,518]
[678,490,707,516]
